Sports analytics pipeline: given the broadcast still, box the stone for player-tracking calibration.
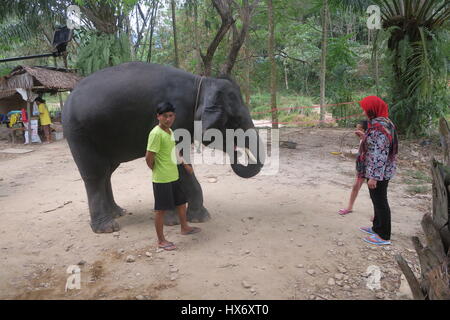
[296,264,304,269]
[126,255,135,263]
[334,273,344,280]
[337,267,347,274]
[169,267,178,273]
[145,252,152,258]
[117,248,125,255]
[170,275,177,281]
[307,269,316,276]
[242,280,252,289]
[327,278,336,286]
[135,295,145,300]
[337,242,344,246]
[77,260,86,266]
[214,282,220,287]
[375,292,385,299]
[113,232,120,237]
[343,285,351,290]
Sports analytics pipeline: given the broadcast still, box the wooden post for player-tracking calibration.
[439,117,450,166]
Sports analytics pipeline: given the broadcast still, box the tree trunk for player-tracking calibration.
[396,118,450,300]
[439,117,450,166]
[147,0,160,63]
[200,0,234,76]
[284,59,289,90]
[267,0,278,129]
[171,0,180,68]
[319,0,328,124]
[193,1,202,75]
[243,35,251,106]
[220,0,260,75]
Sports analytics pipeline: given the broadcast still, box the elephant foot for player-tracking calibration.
[112,205,128,218]
[187,206,211,223]
[163,206,210,226]
[91,219,120,233]
[163,210,180,226]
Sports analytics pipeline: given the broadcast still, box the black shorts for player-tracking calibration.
[152,179,187,211]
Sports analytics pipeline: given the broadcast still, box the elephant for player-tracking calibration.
[62,62,265,233]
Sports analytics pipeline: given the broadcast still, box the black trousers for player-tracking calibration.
[369,180,391,240]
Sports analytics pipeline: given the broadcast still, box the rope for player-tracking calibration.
[251,101,359,116]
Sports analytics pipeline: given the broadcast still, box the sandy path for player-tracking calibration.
[0,128,431,300]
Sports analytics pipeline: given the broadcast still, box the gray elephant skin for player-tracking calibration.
[62,62,265,233]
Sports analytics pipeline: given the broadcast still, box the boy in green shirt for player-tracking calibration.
[146,102,201,251]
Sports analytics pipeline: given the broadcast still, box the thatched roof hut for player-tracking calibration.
[0,65,82,111]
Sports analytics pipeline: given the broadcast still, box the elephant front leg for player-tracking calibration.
[84,176,120,233]
[163,166,211,226]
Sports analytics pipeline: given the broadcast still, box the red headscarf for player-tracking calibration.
[359,96,389,119]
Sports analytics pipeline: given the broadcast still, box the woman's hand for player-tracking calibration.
[368,179,377,189]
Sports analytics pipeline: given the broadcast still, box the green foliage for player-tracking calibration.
[406,185,430,195]
[76,32,132,75]
[372,0,450,137]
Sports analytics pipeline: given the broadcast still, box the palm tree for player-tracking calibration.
[329,0,449,136]
[374,0,449,136]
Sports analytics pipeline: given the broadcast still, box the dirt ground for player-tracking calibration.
[0,127,440,300]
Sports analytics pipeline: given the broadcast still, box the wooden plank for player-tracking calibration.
[425,266,450,300]
[439,117,450,166]
[395,254,425,300]
[431,159,449,228]
[421,213,446,263]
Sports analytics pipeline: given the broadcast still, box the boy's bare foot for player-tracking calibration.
[158,241,176,251]
[181,226,201,235]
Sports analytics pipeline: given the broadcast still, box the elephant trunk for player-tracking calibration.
[229,128,265,178]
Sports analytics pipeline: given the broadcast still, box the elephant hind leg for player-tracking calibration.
[68,138,120,233]
[84,175,120,233]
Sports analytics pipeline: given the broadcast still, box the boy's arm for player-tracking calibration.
[145,151,156,170]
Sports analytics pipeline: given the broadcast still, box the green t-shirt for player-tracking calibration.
[147,125,179,183]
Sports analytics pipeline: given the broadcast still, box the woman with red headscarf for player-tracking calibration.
[356,96,398,245]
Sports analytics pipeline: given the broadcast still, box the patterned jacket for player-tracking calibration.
[356,117,397,181]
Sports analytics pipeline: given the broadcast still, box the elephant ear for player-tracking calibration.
[201,89,227,132]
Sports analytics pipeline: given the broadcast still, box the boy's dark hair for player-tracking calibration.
[359,120,368,131]
[156,102,175,115]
